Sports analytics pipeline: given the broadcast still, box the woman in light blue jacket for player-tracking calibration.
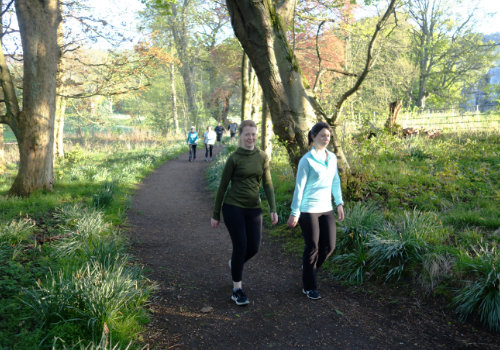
[186,126,198,162]
[287,122,345,300]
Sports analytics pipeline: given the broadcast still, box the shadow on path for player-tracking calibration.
[127,147,497,349]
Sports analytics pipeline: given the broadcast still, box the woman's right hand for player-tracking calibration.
[211,218,219,228]
[287,215,298,228]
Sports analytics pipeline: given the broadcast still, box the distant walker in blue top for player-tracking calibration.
[186,126,198,162]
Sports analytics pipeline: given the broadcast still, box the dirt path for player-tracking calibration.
[127,148,498,350]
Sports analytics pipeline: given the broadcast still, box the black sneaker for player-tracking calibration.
[231,288,249,306]
[302,288,322,300]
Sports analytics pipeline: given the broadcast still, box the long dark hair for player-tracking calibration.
[308,122,332,146]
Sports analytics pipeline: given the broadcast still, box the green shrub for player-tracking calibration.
[92,182,117,208]
[367,210,440,281]
[337,201,384,253]
[22,257,154,344]
[0,216,35,244]
[332,244,370,283]
[453,245,500,332]
[418,251,456,294]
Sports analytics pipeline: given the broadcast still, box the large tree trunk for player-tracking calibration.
[7,0,61,196]
[226,0,320,169]
[226,0,397,172]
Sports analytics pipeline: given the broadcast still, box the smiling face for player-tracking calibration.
[312,127,331,149]
[240,126,257,150]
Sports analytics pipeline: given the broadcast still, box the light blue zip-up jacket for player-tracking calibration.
[290,148,344,217]
[186,131,198,145]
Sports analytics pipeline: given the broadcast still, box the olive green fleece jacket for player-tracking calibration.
[212,147,277,221]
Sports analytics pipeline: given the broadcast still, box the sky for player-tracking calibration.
[87,0,500,47]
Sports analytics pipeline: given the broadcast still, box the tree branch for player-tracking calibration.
[327,0,398,123]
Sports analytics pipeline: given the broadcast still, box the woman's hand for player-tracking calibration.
[287,215,298,228]
[270,212,278,225]
[211,218,219,228]
[337,205,345,222]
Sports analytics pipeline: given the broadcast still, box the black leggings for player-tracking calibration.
[299,211,336,290]
[205,144,213,158]
[189,144,197,160]
[222,204,262,282]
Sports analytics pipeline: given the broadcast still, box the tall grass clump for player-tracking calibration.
[22,257,154,346]
[453,245,500,332]
[0,216,36,244]
[367,210,443,281]
[330,202,384,283]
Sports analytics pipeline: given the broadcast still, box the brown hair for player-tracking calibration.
[308,122,332,146]
[238,120,257,134]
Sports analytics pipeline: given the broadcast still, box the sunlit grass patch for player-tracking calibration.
[0,136,186,348]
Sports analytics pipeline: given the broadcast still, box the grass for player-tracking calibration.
[208,130,499,333]
[0,133,187,348]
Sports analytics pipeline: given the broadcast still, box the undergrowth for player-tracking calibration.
[0,137,186,348]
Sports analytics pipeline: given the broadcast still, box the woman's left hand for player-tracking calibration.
[270,212,278,225]
[337,205,345,222]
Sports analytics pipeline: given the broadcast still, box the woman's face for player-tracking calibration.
[312,128,331,149]
[241,126,257,150]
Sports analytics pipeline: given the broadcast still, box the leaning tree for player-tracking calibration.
[0,0,62,196]
[225,0,398,172]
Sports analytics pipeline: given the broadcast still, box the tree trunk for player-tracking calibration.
[260,96,273,158]
[385,100,402,129]
[226,0,397,172]
[170,63,179,134]
[54,95,66,159]
[250,72,261,121]
[0,124,5,174]
[171,1,198,126]
[221,93,231,124]
[226,0,320,170]
[241,53,253,120]
[8,0,61,196]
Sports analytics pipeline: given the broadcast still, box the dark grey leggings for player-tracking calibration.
[222,204,262,282]
[205,144,213,158]
[299,211,336,290]
[189,144,197,160]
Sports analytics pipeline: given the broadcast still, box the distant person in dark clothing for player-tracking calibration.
[227,119,238,143]
[214,121,225,147]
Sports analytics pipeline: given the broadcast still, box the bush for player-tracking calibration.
[22,257,154,345]
[336,201,384,253]
[92,182,117,208]
[367,210,441,281]
[454,245,500,332]
[0,217,36,244]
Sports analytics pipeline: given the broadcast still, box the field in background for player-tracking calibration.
[338,109,500,140]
